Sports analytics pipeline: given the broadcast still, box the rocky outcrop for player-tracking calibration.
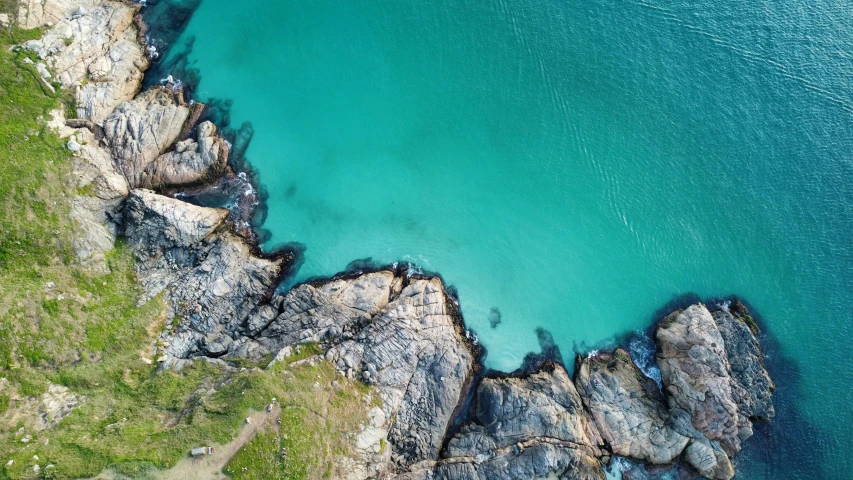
[65,123,130,272]
[0,381,83,433]
[105,89,191,187]
[21,1,154,270]
[23,1,149,123]
[431,361,605,480]
[238,272,477,477]
[652,303,778,480]
[576,350,688,465]
[123,189,283,360]
[16,0,102,29]
[138,121,229,190]
[656,306,742,457]
[712,303,775,423]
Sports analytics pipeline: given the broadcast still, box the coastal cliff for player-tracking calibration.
[1,1,775,479]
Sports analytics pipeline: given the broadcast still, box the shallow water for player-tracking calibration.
[149,0,853,477]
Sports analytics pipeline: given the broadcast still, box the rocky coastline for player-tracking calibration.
[11,1,775,478]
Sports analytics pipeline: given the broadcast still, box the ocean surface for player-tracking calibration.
[147,0,853,477]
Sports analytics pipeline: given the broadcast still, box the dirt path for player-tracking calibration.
[155,405,281,480]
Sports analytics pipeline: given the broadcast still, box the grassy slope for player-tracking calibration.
[0,24,368,480]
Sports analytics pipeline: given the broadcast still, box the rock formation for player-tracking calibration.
[23,1,148,123]
[20,2,776,479]
[105,88,191,187]
[576,349,688,465]
[712,303,775,423]
[655,305,741,479]
[123,189,282,361]
[138,120,229,190]
[428,361,606,480]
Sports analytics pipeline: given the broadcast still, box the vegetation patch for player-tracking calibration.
[224,359,371,480]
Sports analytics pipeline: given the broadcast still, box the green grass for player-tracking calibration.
[224,360,371,480]
[0,23,372,479]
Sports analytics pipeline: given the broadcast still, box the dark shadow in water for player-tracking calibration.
[141,0,203,93]
[724,298,828,479]
[516,327,565,374]
[141,2,279,245]
[488,307,502,329]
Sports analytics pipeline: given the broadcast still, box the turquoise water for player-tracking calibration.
[152,0,853,477]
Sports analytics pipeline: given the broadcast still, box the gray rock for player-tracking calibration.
[22,1,148,123]
[435,361,604,480]
[123,190,282,359]
[105,89,190,188]
[656,304,741,478]
[712,303,775,422]
[576,349,688,465]
[16,0,102,29]
[246,273,477,476]
[67,128,129,272]
[138,121,230,190]
[432,443,604,480]
[684,438,735,480]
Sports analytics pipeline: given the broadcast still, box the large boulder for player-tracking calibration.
[576,349,688,465]
[435,361,605,480]
[139,121,230,190]
[712,303,775,423]
[105,89,190,188]
[655,304,740,478]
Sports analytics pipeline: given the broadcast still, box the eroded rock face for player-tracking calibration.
[123,189,282,359]
[23,1,149,123]
[576,349,688,465]
[155,269,476,478]
[656,304,742,479]
[431,442,605,480]
[243,272,477,477]
[139,121,230,190]
[105,89,190,188]
[656,305,742,453]
[432,362,605,480]
[357,278,477,467]
[65,125,129,272]
[712,304,775,423]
